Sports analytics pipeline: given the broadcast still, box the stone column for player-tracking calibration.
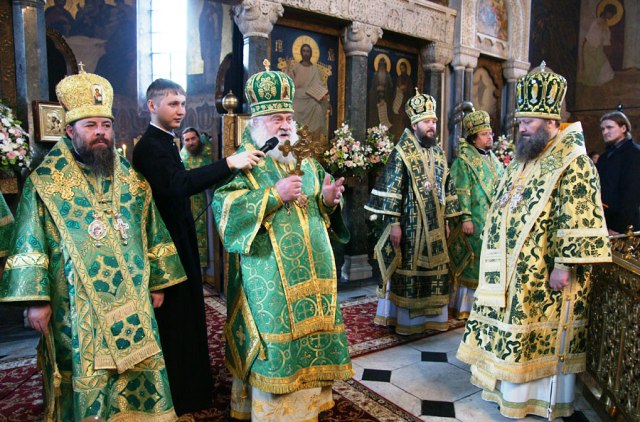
[502,59,530,138]
[448,47,478,158]
[232,0,284,98]
[463,68,473,101]
[339,21,382,282]
[421,42,453,132]
[12,0,49,167]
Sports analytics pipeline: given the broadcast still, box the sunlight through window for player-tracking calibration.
[150,1,187,89]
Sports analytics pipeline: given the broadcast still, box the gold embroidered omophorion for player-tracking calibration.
[0,137,186,421]
[456,122,612,417]
[212,127,353,406]
[366,129,462,334]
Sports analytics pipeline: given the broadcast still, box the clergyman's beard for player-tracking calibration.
[516,124,550,163]
[250,119,299,165]
[73,134,115,177]
[187,142,203,156]
[419,135,438,148]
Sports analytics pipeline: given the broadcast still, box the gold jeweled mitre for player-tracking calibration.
[55,63,114,125]
[515,61,567,120]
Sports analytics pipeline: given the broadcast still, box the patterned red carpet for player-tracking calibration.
[0,295,460,421]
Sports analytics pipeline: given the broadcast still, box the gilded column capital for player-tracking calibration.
[502,59,530,81]
[421,42,453,72]
[232,0,284,39]
[341,21,383,57]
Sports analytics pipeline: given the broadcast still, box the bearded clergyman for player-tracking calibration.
[212,61,353,421]
[366,89,461,335]
[0,69,185,420]
[456,62,612,420]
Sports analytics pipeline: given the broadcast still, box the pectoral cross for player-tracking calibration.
[279,125,325,176]
[113,213,130,245]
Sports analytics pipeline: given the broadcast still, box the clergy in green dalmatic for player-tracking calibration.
[0,70,186,421]
[212,61,353,421]
[366,89,462,335]
[180,127,212,268]
[0,193,14,258]
[456,63,612,419]
[448,108,503,319]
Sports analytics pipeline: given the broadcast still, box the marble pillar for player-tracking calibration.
[232,0,284,96]
[449,66,465,155]
[420,42,453,156]
[463,67,473,101]
[12,0,48,168]
[502,59,530,139]
[339,21,382,282]
[448,48,477,158]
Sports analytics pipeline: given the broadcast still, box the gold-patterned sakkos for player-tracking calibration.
[0,137,186,420]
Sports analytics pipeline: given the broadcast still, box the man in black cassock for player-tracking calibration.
[132,78,264,415]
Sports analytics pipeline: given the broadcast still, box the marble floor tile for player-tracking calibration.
[391,361,481,402]
[445,350,471,373]
[353,343,422,371]
[455,390,544,422]
[0,337,38,363]
[419,415,460,422]
[337,286,377,302]
[350,360,365,380]
[421,399,457,418]
[408,328,465,354]
[572,392,603,422]
[358,377,423,416]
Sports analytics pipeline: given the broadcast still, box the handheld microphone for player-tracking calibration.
[194,137,280,222]
[260,136,279,153]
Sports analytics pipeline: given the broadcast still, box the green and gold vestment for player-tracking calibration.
[457,122,612,390]
[449,142,503,288]
[0,138,186,421]
[366,129,461,322]
[180,142,212,267]
[0,192,14,257]
[212,130,353,397]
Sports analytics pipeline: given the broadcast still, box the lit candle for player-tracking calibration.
[122,143,127,157]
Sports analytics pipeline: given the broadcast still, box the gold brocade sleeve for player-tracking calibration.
[450,158,472,221]
[0,178,52,302]
[146,200,187,290]
[444,165,462,219]
[213,174,279,255]
[552,155,612,264]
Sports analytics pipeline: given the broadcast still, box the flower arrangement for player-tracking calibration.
[323,123,394,179]
[0,102,31,173]
[365,124,395,170]
[493,134,514,166]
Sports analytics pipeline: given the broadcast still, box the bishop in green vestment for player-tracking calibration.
[366,90,461,335]
[212,62,353,421]
[0,70,185,421]
[449,109,503,319]
[456,64,611,420]
[180,127,213,268]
